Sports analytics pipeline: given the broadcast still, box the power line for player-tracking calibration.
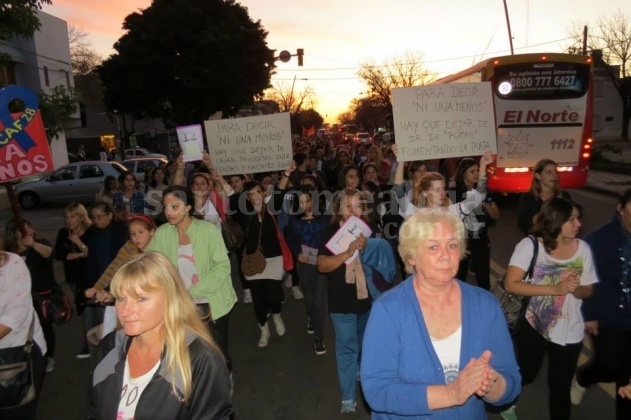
[277,37,575,72]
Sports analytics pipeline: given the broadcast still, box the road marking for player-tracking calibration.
[490,259,615,400]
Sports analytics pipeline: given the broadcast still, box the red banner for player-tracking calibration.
[0,86,54,182]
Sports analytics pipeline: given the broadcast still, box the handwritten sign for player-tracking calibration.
[392,82,497,162]
[176,124,204,163]
[204,113,292,176]
[0,86,54,182]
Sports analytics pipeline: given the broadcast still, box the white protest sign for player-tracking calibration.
[204,113,292,176]
[392,82,497,162]
[176,124,204,162]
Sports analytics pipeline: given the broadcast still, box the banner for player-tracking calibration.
[392,82,497,162]
[302,125,315,136]
[204,113,292,176]
[0,86,54,182]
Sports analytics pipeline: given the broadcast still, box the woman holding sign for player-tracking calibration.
[391,144,493,220]
[317,189,377,413]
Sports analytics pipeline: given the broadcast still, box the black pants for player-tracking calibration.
[576,328,631,420]
[297,262,328,339]
[0,342,45,420]
[457,237,491,290]
[34,306,55,359]
[249,279,283,326]
[197,304,232,372]
[514,320,583,420]
[234,249,249,291]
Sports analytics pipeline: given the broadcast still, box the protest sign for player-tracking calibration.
[176,124,204,162]
[0,86,54,182]
[392,82,497,162]
[204,113,292,176]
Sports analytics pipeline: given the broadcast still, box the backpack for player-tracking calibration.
[36,288,73,325]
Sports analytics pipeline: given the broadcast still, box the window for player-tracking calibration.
[137,160,158,173]
[606,116,614,122]
[122,161,135,171]
[50,166,76,181]
[1,62,17,85]
[79,165,104,179]
[63,70,70,87]
[44,66,49,86]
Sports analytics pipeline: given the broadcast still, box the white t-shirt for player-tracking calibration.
[117,359,161,420]
[509,237,598,345]
[430,325,462,384]
[199,198,221,227]
[178,243,207,304]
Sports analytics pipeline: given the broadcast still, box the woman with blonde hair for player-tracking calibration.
[89,252,233,419]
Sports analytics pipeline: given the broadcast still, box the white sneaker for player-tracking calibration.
[291,286,304,300]
[570,377,586,405]
[45,357,55,373]
[283,272,293,288]
[243,289,252,304]
[272,313,286,336]
[258,323,270,348]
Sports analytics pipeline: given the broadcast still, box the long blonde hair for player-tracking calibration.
[110,252,223,403]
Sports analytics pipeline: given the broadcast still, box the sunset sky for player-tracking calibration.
[43,0,627,124]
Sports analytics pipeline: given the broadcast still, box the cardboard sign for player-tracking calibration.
[392,82,497,162]
[0,86,54,182]
[204,113,292,176]
[176,124,204,163]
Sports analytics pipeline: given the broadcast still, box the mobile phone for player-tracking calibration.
[485,196,494,203]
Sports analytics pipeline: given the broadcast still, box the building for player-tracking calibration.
[591,50,628,142]
[0,10,81,167]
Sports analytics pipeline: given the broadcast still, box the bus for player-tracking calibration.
[435,53,594,192]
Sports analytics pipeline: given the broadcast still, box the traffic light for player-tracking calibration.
[297,48,304,66]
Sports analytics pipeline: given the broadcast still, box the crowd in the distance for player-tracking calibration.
[1,132,630,420]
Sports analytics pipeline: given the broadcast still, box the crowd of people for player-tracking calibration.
[1,133,630,420]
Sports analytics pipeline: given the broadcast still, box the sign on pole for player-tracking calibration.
[0,86,54,182]
[392,82,497,162]
[204,113,293,176]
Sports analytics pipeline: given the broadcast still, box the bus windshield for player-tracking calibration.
[493,61,590,100]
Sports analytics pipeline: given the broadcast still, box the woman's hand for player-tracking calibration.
[445,357,489,405]
[584,320,599,336]
[479,151,494,169]
[22,235,34,247]
[554,276,580,295]
[176,154,185,170]
[391,144,399,159]
[619,380,631,399]
[287,160,297,174]
[95,290,113,304]
[297,253,309,263]
[346,234,367,256]
[85,288,98,299]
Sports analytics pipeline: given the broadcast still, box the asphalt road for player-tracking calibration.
[0,188,620,420]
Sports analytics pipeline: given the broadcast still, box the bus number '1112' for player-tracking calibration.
[550,139,575,150]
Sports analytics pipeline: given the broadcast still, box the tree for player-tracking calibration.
[292,109,324,135]
[38,85,79,141]
[97,0,276,130]
[357,51,436,111]
[569,10,631,140]
[68,24,102,76]
[266,80,316,116]
[351,97,389,132]
[0,0,52,65]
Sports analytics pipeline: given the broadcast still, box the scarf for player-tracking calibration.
[345,252,369,300]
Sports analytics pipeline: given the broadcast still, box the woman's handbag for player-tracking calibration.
[221,219,244,252]
[241,216,266,277]
[0,318,36,409]
[490,235,539,333]
[35,287,73,325]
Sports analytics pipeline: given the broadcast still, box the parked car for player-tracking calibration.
[121,157,168,185]
[13,161,127,210]
[124,148,167,159]
[356,132,372,143]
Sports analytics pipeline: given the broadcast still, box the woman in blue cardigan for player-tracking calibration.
[361,210,521,419]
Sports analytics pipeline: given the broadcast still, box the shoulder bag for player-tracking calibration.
[241,215,266,277]
[0,317,36,409]
[490,235,539,333]
[34,286,73,325]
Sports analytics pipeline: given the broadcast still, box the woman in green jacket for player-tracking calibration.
[147,185,237,371]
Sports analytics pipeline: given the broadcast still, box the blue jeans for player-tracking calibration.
[330,311,370,401]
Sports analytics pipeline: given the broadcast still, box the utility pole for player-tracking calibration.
[582,25,588,55]
[502,0,515,55]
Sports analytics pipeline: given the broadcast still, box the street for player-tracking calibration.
[0,188,621,420]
